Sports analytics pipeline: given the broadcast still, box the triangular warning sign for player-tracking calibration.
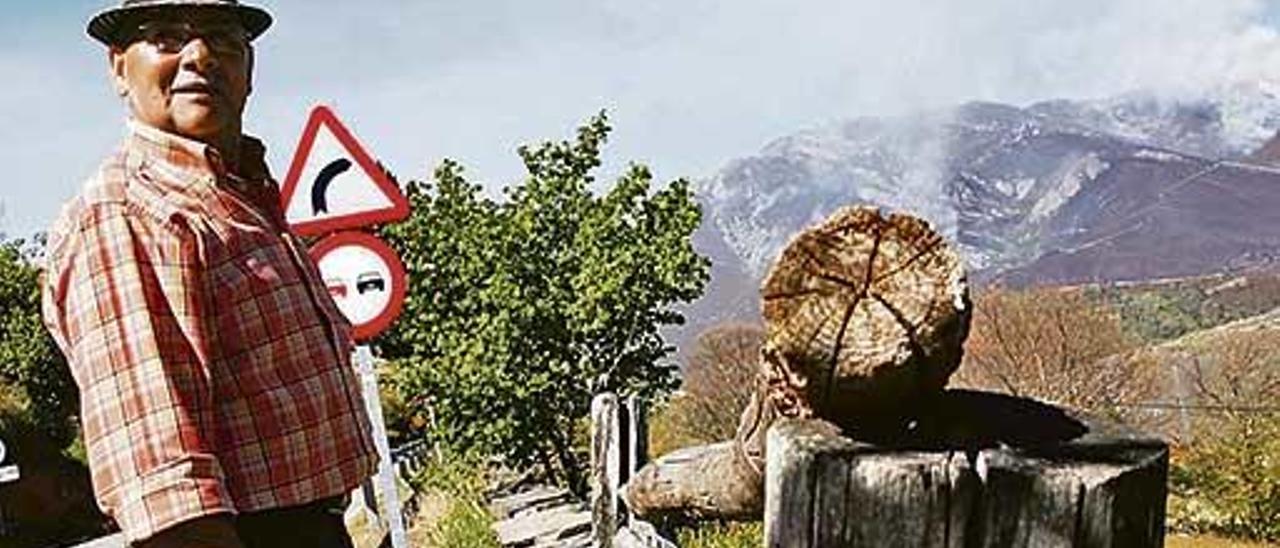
[279,105,409,236]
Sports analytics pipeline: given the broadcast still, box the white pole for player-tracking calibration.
[354,345,407,548]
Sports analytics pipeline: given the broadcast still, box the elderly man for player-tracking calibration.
[41,1,377,546]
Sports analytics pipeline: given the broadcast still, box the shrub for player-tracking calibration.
[648,323,762,457]
[422,498,500,548]
[1168,412,1280,542]
[675,521,764,548]
[0,238,77,448]
[406,452,500,548]
[953,287,1154,421]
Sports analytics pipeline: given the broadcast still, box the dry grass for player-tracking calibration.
[406,491,455,547]
[1166,534,1278,547]
[344,504,385,548]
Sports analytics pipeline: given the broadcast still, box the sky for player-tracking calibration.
[2,0,1279,237]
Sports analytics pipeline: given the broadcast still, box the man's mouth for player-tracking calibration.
[171,82,219,97]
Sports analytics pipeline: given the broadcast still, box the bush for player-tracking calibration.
[675,521,763,548]
[421,499,500,548]
[648,323,762,457]
[1168,412,1280,542]
[953,287,1154,421]
[406,452,500,548]
[0,238,78,448]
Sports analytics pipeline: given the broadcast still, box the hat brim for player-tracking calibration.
[87,4,272,46]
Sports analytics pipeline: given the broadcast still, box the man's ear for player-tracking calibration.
[245,45,255,97]
[108,46,128,97]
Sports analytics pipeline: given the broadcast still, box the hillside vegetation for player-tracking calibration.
[654,278,1280,544]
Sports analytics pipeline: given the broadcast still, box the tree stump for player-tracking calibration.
[764,390,1169,548]
[626,205,971,519]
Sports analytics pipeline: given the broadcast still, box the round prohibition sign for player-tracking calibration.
[309,231,407,341]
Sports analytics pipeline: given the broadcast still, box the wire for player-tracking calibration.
[1111,399,1280,409]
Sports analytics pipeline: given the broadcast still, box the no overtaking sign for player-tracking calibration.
[280,104,411,547]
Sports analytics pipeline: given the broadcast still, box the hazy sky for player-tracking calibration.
[2,0,1279,237]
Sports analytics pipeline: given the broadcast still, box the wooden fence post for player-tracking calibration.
[592,393,621,547]
[625,393,648,520]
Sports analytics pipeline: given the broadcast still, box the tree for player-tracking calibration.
[953,287,1153,420]
[657,323,763,450]
[380,113,709,492]
[1160,325,1280,540]
[0,237,78,449]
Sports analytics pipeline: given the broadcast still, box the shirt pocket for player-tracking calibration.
[210,233,328,387]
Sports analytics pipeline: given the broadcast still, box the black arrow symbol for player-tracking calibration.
[312,158,353,214]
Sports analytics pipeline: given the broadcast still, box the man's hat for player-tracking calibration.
[87,0,272,46]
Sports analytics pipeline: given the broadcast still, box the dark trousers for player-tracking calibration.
[235,496,355,548]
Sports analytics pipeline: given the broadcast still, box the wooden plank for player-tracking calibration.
[844,451,953,547]
[812,451,849,547]
[626,394,649,481]
[944,451,981,548]
[615,521,679,548]
[765,418,851,547]
[974,452,1081,547]
[1077,450,1168,547]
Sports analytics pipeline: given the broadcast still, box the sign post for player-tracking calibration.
[0,440,17,484]
[281,105,412,548]
[353,346,407,548]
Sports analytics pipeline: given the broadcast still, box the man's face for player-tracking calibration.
[110,12,253,145]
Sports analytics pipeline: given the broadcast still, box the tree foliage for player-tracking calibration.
[380,113,709,491]
[650,323,762,456]
[1163,325,1280,541]
[953,287,1154,420]
[0,237,78,449]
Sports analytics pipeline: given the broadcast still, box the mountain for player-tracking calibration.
[1246,130,1280,167]
[686,83,1280,338]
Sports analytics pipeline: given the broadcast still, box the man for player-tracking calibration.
[41,1,378,546]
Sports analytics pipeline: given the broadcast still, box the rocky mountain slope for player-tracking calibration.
[685,83,1280,337]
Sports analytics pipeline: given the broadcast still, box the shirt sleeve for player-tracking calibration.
[42,202,234,542]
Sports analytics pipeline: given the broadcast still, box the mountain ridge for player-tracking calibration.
[683,84,1280,340]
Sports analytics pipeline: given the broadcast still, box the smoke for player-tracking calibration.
[2,1,1279,236]
[252,0,1280,190]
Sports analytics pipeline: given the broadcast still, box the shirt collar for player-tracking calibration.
[126,119,271,184]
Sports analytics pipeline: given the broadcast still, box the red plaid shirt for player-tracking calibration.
[41,121,377,542]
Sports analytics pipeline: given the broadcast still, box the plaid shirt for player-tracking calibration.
[41,121,378,542]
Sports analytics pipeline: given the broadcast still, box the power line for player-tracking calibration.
[1110,401,1280,412]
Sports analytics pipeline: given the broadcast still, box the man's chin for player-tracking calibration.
[172,117,230,147]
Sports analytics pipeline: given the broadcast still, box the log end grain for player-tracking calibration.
[759,205,971,425]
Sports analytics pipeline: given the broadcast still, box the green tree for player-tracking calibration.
[381,113,709,492]
[0,237,78,449]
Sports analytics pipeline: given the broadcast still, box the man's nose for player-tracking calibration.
[179,38,218,71]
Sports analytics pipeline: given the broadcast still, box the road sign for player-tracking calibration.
[280,105,410,236]
[309,231,407,341]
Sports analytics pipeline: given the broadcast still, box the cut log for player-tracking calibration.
[759,205,970,425]
[764,390,1169,548]
[626,205,971,520]
[625,384,779,519]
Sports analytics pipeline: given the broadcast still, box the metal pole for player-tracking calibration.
[354,345,407,548]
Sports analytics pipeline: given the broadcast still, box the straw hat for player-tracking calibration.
[87,0,272,46]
